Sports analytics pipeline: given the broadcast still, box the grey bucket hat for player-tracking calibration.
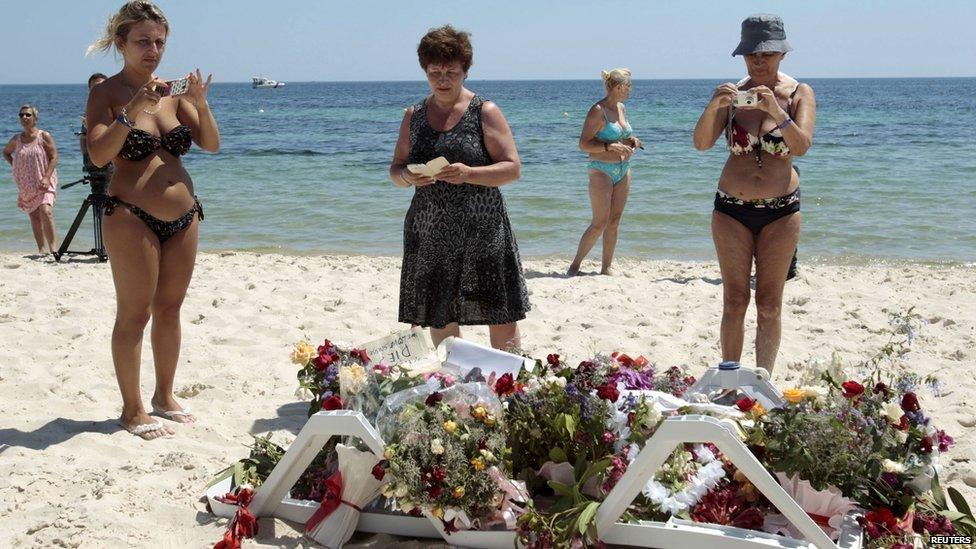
[732,14,792,56]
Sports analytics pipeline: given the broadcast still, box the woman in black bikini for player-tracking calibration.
[693,14,816,373]
[86,1,219,439]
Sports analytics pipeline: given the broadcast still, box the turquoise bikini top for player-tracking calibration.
[594,105,632,143]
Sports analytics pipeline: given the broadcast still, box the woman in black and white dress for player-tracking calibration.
[389,25,530,350]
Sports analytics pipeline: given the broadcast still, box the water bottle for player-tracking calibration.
[718,360,741,371]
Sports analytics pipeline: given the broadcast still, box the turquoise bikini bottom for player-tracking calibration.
[587,160,631,184]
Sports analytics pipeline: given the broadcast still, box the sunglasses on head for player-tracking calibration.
[19,113,33,118]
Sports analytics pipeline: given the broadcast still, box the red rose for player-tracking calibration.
[322,395,344,410]
[546,354,560,366]
[317,340,334,355]
[864,507,898,530]
[841,381,865,398]
[735,396,757,412]
[313,353,334,371]
[350,348,371,364]
[494,373,516,395]
[597,383,620,402]
[873,382,890,397]
[426,485,442,498]
[627,411,637,424]
[897,414,909,431]
[371,461,386,481]
[901,392,920,412]
[425,392,444,406]
[920,436,933,454]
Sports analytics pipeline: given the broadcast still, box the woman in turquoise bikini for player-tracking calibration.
[568,68,642,276]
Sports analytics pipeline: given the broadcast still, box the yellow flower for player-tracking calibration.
[339,363,368,394]
[443,420,457,434]
[484,415,496,427]
[290,341,316,365]
[431,506,444,519]
[471,457,486,471]
[782,388,805,404]
[472,406,487,420]
[452,486,465,499]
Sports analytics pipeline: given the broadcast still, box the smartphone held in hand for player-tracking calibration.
[165,77,190,96]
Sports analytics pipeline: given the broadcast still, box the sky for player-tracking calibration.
[1,0,975,84]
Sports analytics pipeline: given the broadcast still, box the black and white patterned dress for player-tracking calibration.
[398,95,531,329]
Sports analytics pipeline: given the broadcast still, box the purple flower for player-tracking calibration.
[610,367,654,390]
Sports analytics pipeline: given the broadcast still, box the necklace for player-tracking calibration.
[122,81,162,116]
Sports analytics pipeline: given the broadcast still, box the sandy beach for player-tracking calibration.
[0,251,973,547]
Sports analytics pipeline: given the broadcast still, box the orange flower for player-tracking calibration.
[471,457,486,471]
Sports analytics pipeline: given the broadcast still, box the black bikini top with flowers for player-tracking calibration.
[727,83,800,167]
[119,125,192,161]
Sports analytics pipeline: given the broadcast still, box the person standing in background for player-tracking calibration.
[3,104,59,256]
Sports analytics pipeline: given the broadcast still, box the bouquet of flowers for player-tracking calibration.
[375,382,518,533]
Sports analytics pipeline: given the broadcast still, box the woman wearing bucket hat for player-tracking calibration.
[693,14,816,373]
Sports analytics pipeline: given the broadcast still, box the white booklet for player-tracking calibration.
[406,156,449,178]
[442,337,530,378]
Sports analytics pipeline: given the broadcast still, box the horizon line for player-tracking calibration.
[2,75,975,86]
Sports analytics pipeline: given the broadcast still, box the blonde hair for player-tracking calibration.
[601,68,632,92]
[86,1,169,56]
[19,104,38,121]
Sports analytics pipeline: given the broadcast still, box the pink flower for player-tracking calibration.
[937,429,954,452]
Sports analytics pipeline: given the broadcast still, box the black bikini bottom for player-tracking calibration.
[714,188,799,280]
[104,196,204,244]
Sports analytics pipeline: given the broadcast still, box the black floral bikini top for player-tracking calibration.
[119,125,192,161]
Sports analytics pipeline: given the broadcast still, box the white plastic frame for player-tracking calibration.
[207,412,864,548]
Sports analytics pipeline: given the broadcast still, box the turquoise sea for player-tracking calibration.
[1,78,974,262]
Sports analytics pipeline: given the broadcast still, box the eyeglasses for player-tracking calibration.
[19,113,33,118]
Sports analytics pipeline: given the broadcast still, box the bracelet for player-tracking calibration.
[773,117,793,130]
[397,167,412,186]
[117,108,135,129]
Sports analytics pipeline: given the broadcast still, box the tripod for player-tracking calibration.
[54,175,109,262]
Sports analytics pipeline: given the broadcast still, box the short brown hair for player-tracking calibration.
[417,25,473,73]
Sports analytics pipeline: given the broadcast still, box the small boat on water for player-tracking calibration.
[252,76,285,89]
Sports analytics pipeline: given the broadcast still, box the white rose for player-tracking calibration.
[800,386,826,399]
[431,439,445,455]
[883,401,904,423]
[882,459,906,473]
[395,484,409,498]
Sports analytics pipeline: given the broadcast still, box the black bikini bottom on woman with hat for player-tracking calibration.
[103,196,204,244]
[714,188,799,280]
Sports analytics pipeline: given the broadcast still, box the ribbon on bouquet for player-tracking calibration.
[487,466,530,530]
[214,488,258,549]
[304,471,363,534]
